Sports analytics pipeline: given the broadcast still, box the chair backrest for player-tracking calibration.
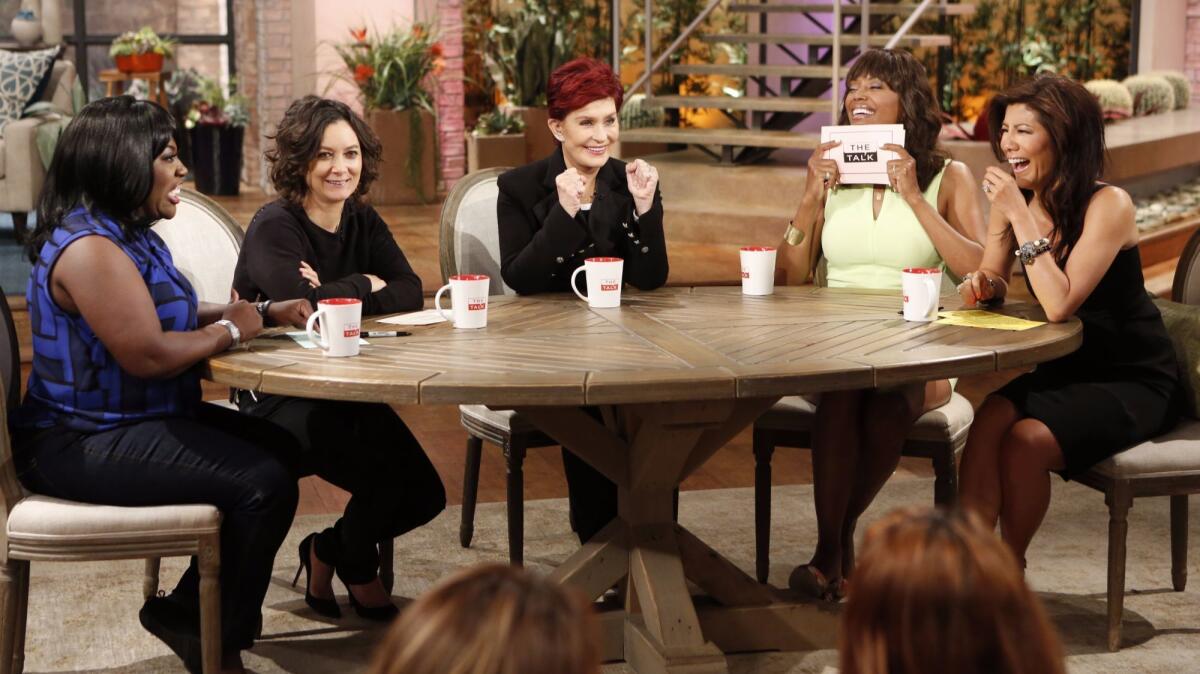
[1173,226,1200,306]
[0,287,19,422]
[438,167,515,296]
[151,188,244,303]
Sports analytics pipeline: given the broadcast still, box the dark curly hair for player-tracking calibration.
[987,74,1107,266]
[266,96,383,204]
[838,49,949,192]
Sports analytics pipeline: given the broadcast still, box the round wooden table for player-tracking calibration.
[207,286,1081,673]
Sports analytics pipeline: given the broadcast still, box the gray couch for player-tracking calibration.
[2,59,76,241]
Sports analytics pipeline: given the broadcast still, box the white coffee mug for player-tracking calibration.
[435,274,490,329]
[304,298,363,357]
[740,246,777,296]
[901,267,942,322]
[570,257,624,309]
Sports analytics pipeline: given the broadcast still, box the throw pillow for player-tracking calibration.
[0,46,61,136]
[1153,298,1200,418]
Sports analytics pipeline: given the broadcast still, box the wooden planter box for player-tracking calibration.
[467,132,525,173]
[505,105,557,163]
[367,107,437,205]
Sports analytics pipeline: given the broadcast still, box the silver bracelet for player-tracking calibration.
[214,319,241,349]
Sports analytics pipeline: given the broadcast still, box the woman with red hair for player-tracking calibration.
[840,507,1066,674]
[497,57,668,543]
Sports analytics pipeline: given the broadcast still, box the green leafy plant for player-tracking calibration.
[334,24,444,112]
[184,73,249,128]
[473,109,525,135]
[109,27,176,58]
[619,93,666,130]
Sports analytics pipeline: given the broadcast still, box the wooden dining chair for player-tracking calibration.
[0,288,224,674]
[1073,229,1200,651]
[752,259,974,582]
[439,167,555,565]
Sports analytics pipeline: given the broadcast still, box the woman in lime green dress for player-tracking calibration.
[779,49,985,600]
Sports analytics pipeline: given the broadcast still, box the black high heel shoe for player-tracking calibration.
[292,533,341,619]
[337,568,399,622]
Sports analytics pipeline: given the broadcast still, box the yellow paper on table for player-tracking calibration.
[934,310,1045,331]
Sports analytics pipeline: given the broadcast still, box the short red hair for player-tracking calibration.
[547,58,623,120]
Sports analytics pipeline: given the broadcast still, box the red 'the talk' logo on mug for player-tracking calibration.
[343,323,360,338]
[741,270,750,278]
[467,297,487,311]
[600,279,619,292]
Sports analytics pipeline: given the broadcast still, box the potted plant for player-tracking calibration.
[467,109,525,172]
[335,24,442,204]
[183,74,248,196]
[109,26,175,73]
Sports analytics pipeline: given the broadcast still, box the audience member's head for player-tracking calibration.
[838,48,946,190]
[29,96,179,259]
[840,507,1065,674]
[368,563,601,674]
[266,95,383,205]
[987,73,1106,264]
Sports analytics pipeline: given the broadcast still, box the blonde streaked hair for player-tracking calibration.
[368,563,601,674]
[840,507,1066,674]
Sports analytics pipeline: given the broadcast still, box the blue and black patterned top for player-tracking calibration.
[14,208,201,432]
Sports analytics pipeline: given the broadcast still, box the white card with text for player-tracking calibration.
[819,124,906,185]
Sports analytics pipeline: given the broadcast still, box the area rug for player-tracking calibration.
[17,477,1200,673]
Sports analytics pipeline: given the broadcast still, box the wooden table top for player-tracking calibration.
[205,286,1082,407]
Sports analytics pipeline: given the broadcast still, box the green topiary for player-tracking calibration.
[1122,75,1175,116]
[1150,70,1191,110]
[1084,79,1133,121]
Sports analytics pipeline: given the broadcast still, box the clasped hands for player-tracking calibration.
[556,159,658,217]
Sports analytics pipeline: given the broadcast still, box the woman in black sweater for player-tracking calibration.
[498,58,668,542]
[232,96,445,621]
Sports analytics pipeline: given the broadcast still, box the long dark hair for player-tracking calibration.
[987,74,1106,265]
[266,95,383,204]
[838,49,948,192]
[26,95,176,262]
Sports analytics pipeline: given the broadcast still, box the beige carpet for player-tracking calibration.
[17,477,1200,673]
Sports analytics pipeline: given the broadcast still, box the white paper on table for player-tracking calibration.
[285,332,370,349]
[377,309,447,326]
[819,124,906,185]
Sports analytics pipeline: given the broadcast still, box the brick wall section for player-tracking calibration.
[1189,1,1200,100]
[253,0,294,192]
[235,1,261,189]
[437,0,466,189]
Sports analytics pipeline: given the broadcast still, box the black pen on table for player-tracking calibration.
[362,330,411,338]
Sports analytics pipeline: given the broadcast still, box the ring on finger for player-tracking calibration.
[823,171,831,181]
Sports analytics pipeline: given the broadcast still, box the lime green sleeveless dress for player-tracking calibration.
[822,160,949,290]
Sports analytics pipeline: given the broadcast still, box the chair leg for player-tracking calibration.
[143,558,161,600]
[753,429,775,584]
[460,436,484,548]
[931,445,959,508]
[10,213,27,244]
[0,560,24,674]
[10,562,27,674]
[504,438,527,566]
[1105,485,1132,652]
[378,539,394,594]
[1171,494,1188,592]
[198,534,222,674]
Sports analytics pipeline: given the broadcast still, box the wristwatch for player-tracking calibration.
[214,319,241,349]
[1014,237,1051,266]
[255,300,272,325]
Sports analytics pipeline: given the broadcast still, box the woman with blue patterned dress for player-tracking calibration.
[10,97,311,674]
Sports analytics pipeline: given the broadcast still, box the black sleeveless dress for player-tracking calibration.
[996,245,1180,478]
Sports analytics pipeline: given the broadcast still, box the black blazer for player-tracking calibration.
[497,148,668,295]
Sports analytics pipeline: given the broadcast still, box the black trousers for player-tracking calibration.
[237,393,446,583]
[14,403,299,651]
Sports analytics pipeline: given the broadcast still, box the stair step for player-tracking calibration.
[644,95,830,113]
[729,2,976,16]
[621,127,822,150]
[701,33,952,48]
[671,63,850,79]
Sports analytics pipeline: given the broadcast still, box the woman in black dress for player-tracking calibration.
[957,74,1179,564]
[232,96,446,620]
[497,57,667,542]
